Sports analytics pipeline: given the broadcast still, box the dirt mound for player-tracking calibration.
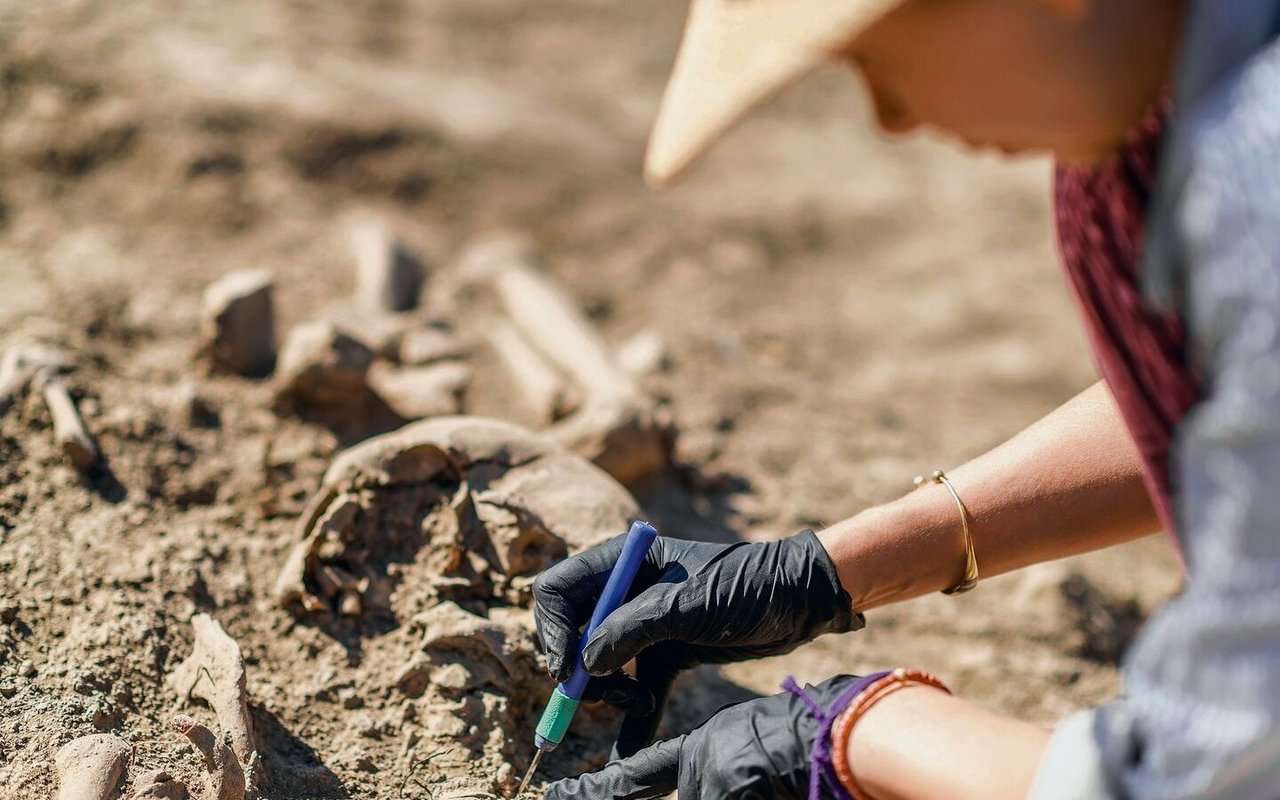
[0,127,676,795]
[0,343,637,799]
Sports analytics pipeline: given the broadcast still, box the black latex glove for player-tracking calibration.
[533,530,863,756]
[545,674,862,800]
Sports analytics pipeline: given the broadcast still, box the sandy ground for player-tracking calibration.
[0,1,1183,798]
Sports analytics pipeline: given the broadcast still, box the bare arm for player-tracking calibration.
[820,380,1161,611]
[846,685,1051,800]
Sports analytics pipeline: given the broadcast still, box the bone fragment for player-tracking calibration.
[167,614,257,769]
[201,269,276,377]
[485,321,574,424]
[464,233,671,484]
[411,601,535,694]
[273,321,374,422]
[368,360,470,420]
[0,344,72,416]
[131,770,190,800]
[170,715,245,800]
[37,370,99,470]
[54,734,130,800]
[615,330,669,378]
[470,233,634,403]
[329,309,412,360]
[398,326,469,366]
[350,217,424,313]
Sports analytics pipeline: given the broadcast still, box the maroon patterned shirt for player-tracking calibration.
[1053,103,1201,537]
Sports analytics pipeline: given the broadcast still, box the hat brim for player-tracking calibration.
[645,0,899,188]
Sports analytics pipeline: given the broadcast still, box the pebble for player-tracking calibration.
[339,688,364,710]
[615,330,669,377]
[350,218,425,313]
[274,321,374,420]
[201,268,276,377]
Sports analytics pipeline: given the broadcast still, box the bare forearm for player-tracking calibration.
[846,686,1050,800]
[820,381,1160,610]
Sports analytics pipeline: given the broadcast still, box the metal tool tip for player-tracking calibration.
[514,748,544,798]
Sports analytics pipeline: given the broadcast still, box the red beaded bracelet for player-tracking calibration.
[830,668,952,800]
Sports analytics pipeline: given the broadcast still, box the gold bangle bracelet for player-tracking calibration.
[912,469,979,594]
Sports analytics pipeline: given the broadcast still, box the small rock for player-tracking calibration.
[19,659,35,678]
[72,669,110,695]
[339,688,364,710]
[495,763,514,787]
[367,361,469,420]
[91,701,121,731]
[350,218,425,313]
[429,663,470,691]
[274,321,374,421]
[171,381,219,428]
[201,269,276,377]
[615,330,669,377]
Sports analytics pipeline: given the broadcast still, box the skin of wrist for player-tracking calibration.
[839,682,1051,800]
[819,489,964,612]
[835,683,947,800]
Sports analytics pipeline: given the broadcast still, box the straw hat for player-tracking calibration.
[645,0,901,187]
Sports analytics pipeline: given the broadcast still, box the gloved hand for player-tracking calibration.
[545,674,866,800]
[533,530,863,755]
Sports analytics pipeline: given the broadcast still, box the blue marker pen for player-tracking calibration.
[514,520,659,796]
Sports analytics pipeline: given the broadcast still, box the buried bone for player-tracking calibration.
[130,770,190,800]
[167,614,258,770]
[463,232,671,485]
[170,715,245,800]
[275,416,636,616]
[55,734,130,800]
[396,602,536,699]
[398,326,469,366]
[36,370,99,471]
[0,343,73,416]
[484,321,576,424]
[472,232,635,404]
[368,360,470,420]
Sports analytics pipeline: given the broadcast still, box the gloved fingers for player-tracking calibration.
[580,584,682,676]
[533,535,627,682]
[612,652,682,759]
[544,735,685,800]
[578,672,656,717]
